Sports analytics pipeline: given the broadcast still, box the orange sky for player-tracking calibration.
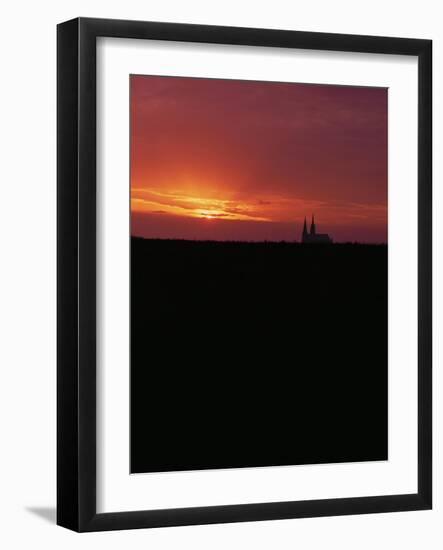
[131,75,387,243]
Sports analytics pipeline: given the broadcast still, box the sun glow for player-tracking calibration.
[197,209,223,220]
[131,188,272,222]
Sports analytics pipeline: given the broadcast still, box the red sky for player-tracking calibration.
[131,75,387,243]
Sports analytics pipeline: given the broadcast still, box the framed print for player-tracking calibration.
[57,17,432,532]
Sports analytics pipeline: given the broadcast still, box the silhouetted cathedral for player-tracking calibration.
[302,215,332,244]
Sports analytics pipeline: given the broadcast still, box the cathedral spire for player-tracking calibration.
[301,217,308,243]
[310,214,316,235]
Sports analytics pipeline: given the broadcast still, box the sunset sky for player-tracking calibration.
[131,75,387,243]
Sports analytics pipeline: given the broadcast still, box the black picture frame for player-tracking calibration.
[57,17,432,532]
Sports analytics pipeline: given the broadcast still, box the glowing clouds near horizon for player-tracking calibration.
[131,187,386,232]
[131,188,271,222]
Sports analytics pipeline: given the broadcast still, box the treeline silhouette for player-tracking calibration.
[131,238,387,474]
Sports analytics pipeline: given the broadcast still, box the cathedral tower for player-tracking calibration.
[302,217,308,241]
[301,214,332,244]
[310,214,316,236]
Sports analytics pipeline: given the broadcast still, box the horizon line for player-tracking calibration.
[131,236,387,245]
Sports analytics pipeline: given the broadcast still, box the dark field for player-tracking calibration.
[131,238,388,474]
